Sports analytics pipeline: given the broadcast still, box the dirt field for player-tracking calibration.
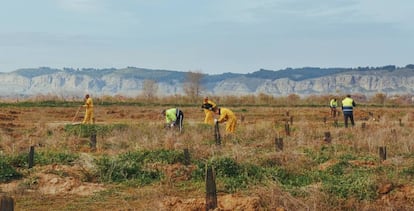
[1,104,414,210]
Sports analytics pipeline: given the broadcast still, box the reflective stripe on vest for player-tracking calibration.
[342,98,354,112]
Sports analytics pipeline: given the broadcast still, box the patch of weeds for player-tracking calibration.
[118,149,186,164]
[321,158,377,201]
[94,150,186,184]
[401,164,414,178]
[266,167,315,188]
[35,151,78,165]
[192,157,267,193]
[0,158,22,182]
[5,151,78,168]
[322,168,377,200]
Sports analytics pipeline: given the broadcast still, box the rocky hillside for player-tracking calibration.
[1,65,414,98]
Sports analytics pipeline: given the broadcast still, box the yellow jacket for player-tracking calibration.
[83,97,93,110]
[217,108,237,133]
[217,108,235,123]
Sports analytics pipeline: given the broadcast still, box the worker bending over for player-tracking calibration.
[162,108,184,133]
[330,98,338,118]
[213,107,237,133]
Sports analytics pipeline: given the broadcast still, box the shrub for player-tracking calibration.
[95,149,185,184]
[96,154,161,184]
[322,169,377,200]
[0,157,22,182]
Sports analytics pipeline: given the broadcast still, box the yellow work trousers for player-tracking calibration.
[204,109,215,125]
[225,118,237,133]
[82,109,94,124]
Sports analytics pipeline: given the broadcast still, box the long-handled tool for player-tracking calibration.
[72,106,82,123]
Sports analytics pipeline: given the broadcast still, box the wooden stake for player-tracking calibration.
[90,134,97,152]
[284,122,290,136]
[183,148,190,166]
[275,137,283,151]
[379,146,387,162]
[324,132,331,143]
[0,195,14,211]
[205,165,217,211]
[28,146,35,169]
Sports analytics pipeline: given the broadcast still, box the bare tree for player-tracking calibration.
[183,71,204,102]
[142,79,158,100]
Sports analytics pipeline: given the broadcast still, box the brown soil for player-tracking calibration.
[1,105,414,210]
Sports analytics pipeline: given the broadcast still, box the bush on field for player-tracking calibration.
[0,157,22,182]
[95,149,185,184]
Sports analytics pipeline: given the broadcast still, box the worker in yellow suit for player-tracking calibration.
[82,94,94,124]
[213,107,237,133]
[201,97,217,125]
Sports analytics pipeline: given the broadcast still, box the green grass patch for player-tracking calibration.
[5,150,78,168]
[192,157,266,193]
[0,158,22,182]
[95,149,186,184]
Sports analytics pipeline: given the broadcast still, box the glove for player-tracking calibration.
[214,119,218,123]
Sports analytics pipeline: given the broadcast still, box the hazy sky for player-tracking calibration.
[0,0,413,74]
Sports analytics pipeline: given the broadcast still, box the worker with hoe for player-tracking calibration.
[342,94,356,128]
[213,106,237,134]
[201,97,217,125]
[330,97,338,118]
[162,108,184,133]
[82,94,94,124]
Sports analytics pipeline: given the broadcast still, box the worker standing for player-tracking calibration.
[201,97,217,125]
[213,107,237,133]
[82,94,94,124]
[342,94,356,128]
[162,108,184,133]
[330,98,338,118]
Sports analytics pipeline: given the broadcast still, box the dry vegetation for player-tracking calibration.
[1,95,414,210]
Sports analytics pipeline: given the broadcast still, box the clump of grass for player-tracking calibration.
[0,157,22,182]
[192,157,266,193]
[4,150,78,168]
[95,149,186,185]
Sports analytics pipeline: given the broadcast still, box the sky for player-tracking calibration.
[0,0,413,75]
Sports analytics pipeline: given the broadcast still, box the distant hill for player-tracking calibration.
[1,65,414,98]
